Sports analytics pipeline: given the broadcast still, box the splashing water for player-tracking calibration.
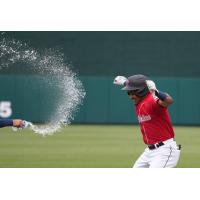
[0,37,86,136]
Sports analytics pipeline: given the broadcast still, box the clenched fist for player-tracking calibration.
[113,76,128,86]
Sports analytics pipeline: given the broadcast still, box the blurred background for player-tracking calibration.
[0,31,200,125]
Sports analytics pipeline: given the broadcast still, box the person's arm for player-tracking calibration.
[0,119,23,128]
[146,80,173,108]
[155,90,173,107]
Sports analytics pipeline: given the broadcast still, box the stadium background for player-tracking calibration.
[1,32,200,125]
[0,32,199,168]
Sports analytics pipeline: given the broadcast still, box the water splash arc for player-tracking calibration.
[0,38,86,136]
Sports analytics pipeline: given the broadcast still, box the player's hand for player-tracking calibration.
[13,119,23,128]
[146,80,158,92]
[13,120,32,129]
[113,76,128,86]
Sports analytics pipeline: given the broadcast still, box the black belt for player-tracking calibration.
[148,142,164,150]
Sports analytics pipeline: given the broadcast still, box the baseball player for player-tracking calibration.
[0,119,28,129]
[113,74,181,168]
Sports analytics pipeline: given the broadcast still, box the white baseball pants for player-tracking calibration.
[133,139,181,168]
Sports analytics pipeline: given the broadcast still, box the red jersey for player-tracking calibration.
[135,93,174,145]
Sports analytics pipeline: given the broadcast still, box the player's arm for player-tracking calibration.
[146,80,173,108]
[0,119,23,128]
[155,90,173,107]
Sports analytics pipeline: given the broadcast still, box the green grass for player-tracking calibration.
[0,125,199,168]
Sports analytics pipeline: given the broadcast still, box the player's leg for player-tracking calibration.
[133,148,150,168]
[162,142,181,168]
[149,141,181,168]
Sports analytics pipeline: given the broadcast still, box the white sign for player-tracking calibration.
[0,101,12,118]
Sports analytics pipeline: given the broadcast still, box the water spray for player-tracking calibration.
[0,36,86,136]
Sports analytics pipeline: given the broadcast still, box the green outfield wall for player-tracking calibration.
[1,32,200,124]
[2,31,200,77]
[0,75,199,125]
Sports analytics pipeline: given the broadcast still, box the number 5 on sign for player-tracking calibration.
[0,101,12,118]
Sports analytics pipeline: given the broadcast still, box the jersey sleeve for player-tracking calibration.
[0,119,13,128]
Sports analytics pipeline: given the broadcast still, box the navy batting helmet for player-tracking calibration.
[122,74,149,97]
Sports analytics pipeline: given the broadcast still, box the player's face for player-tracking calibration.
[127,91,141,105]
